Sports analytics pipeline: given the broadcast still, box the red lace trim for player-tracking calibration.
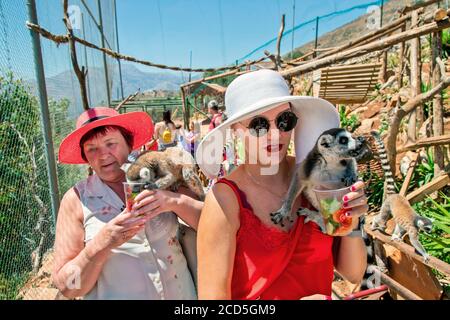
[216,178,300,250]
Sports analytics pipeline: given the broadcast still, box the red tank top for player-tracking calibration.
[216,178,334,300]
[208,113,222,131]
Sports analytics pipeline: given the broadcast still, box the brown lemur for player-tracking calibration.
[126,147,205,201]
[270,128,372,229]
[370,131,433,262]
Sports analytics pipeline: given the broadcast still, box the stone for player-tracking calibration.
[363,102,384,119]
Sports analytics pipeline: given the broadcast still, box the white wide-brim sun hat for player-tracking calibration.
[195,69,340,179]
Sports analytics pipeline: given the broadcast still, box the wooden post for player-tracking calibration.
[379,0,387,83]
[314,17,319,58]
[386,58,450,176]
[397,24,406,88]
[432,30,445,176]
[399,152,419,197]
[276,14,285,70]
[181,87,189,130]
[62,0,89,110]
[281,16,450,78]
[408,10,421,143]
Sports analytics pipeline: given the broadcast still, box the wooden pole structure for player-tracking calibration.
[281,15,450,78]
[62,0,89,110]
[400,0,442,14]
[397,134,450,153]
[276,14,285,70]
[320,13,412,60]
[432,31,445,176]
[379,0,388,83]
[386,57,450,175]
[407,10,421,143]
[365,221,450,278]
[181,87,188,130]
[397,23,406,89]
[181,69,240,88]
[97,0,111,107]
[115,89,140,111]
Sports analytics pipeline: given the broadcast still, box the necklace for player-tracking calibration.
[243,166,287,199]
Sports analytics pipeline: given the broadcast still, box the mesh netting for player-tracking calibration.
[236,0,439,63]
[0,0,118,299]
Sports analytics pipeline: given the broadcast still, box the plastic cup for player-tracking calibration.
[123,182,146,212]
[313,185,358,236]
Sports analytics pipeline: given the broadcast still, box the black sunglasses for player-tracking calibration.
[246,110,298,137]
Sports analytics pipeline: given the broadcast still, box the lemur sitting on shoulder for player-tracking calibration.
[271,128,371,229]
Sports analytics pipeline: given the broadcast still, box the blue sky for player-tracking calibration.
[116,0,383,72]
[1,0,384,81]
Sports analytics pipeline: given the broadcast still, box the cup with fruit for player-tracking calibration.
[123,182,146,215]
[313,185,358,236]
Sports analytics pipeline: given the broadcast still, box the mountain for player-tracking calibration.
[25,63,191,117]
[119,63,187,94]
[288,0,427,60]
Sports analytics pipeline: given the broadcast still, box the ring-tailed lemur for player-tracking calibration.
[270,128,371,229]
[126,147,205,201]
[370,131,433,262]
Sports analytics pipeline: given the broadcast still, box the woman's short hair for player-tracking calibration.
[79,125,134,161]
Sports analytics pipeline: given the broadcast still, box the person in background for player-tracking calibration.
[154,110,178,151]
[207,100,223,132]
[180,121,201,159]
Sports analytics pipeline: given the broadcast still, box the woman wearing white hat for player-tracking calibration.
[196,70,368,300]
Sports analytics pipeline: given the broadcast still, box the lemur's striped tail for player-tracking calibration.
[370,131,396,195]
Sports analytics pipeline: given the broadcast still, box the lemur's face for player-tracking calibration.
[353,135,374,164]
[126,164,157,184]
[415,217,433,233]
[317,128,359,159]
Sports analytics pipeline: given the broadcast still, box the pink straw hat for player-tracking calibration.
[58,107,154,164]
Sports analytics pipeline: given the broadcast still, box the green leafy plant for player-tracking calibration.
[339,105,360,132]
[0,72,85,299]
[413,192,450,264]
[360,170,401,211]
[379,117,389,135]
[441,28,450,58]
[405,148,435,194]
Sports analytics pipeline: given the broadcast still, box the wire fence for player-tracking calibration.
[237,0,442,64]
[0,0,119,299]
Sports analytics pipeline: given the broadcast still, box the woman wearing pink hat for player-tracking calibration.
[52,107,201,299]
[196,70,369,300]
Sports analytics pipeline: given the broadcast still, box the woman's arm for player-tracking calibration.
[52,188,147,298]
[333,236,367,284]
[52,188,110,298]
[197,183,240,299]
[153,123,160,140]
[169,186,204,230]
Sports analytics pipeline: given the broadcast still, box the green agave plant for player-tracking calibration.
[414,192,450,264]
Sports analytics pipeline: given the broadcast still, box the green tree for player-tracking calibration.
[0,72,85,299]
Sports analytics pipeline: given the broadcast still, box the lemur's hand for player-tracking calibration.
[144,182,158,190]
[341,180,368,218]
